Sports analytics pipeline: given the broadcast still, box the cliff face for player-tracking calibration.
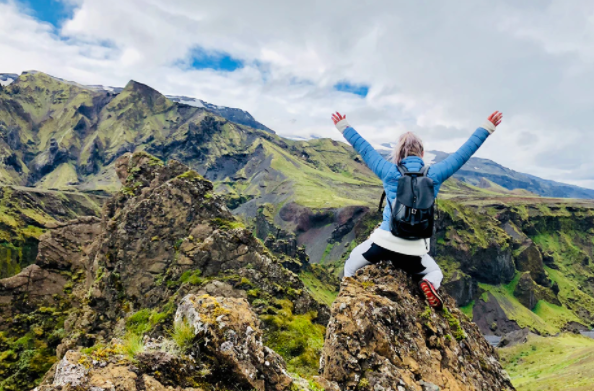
[0,186,103,279]
[318,265,515,391]
[434,199,594,336]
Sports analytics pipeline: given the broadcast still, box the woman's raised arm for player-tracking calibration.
[430,111,503,184]
[332,112,394,181]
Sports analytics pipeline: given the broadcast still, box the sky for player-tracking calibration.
[1,0,594,188]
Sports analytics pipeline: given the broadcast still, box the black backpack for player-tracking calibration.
[378,165,435,240]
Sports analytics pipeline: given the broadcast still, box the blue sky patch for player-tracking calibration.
[18,0,75,28]
[334,82,369,97]
[189,48,244,72]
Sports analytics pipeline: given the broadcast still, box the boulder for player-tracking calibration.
[33,348,206,391]
[175,294,293,391]
[318,264,515,391]
[497,329,530,348]
[513,272,560,310]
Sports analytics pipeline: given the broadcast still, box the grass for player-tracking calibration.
[123,333,145,360]
[533,300,582,330]
[260,300,326,377]
[126,309,169,335]
[500,333,594,391]
[478,281,560,335]
[460,300,475,320]
[210,217,246,231]
[547,267,594,325]
[171,320,196,353]
[263,139,382,209]
[299,270,339,307]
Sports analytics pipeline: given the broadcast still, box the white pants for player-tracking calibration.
[344,239,444,289]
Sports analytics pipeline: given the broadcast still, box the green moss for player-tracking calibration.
[420,306,432,322]
[532,301,582,330]
[442,308,466,340]
[179,269,204,286]
[81,343,106,355]
[94,266,105,283]
[177,170,205,181]
[125,309,169,335]
[210,217,246,231]
[438,199,511,253]
[320,243,335,264]
[260,300,326,377]
[478,283,561,335]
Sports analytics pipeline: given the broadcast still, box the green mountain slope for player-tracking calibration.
[500,333,594,391]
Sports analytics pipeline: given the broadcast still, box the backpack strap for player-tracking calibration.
[398,164,429,176]
[378,191,386,213]
[420,165,430,177]
[396,164,408,176]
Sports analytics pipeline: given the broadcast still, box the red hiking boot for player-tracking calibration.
[419,280,443,310]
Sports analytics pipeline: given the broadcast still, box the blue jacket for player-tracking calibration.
[343,126,491,231]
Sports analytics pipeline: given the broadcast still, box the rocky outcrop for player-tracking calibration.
[176,294,293,391]
[318,265,515,391]
[0,186,103,280]
[34,348,206,391]
[35,293,293,391]
[0,217,102,390]
[513,273,560,310]
[1,152,333,390]
[497,329,530,348]
[514,242,550,287]
[0,217,100,324]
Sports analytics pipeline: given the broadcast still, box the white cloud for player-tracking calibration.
[1,0,594,187]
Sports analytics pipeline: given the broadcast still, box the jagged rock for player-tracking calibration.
[36,216,101,270]
[7,151,334,390]
[319,265,515,391]
[443,271,478,307]
[34,349,205,391]
[497,329,530,348]
[0,217,101,324]
[542,252,559,269]
[0,264,67,317]
[176,294,293,391]
[514,242,550,287]
[513,272,560,310]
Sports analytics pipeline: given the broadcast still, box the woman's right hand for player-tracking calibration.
[488,111,503,126]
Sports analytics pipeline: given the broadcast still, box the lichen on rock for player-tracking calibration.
[318,264,515,391]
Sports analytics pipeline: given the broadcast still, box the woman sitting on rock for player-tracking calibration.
[331,111,502,309]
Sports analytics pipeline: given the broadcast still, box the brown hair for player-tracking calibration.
[392,132,424,164]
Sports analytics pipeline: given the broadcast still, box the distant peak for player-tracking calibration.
[123,80,162,95]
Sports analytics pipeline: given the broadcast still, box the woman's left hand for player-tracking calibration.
[332,112,350,133]
[332,112,346,125]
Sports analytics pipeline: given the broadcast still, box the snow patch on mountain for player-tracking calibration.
[0,73,18,86]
